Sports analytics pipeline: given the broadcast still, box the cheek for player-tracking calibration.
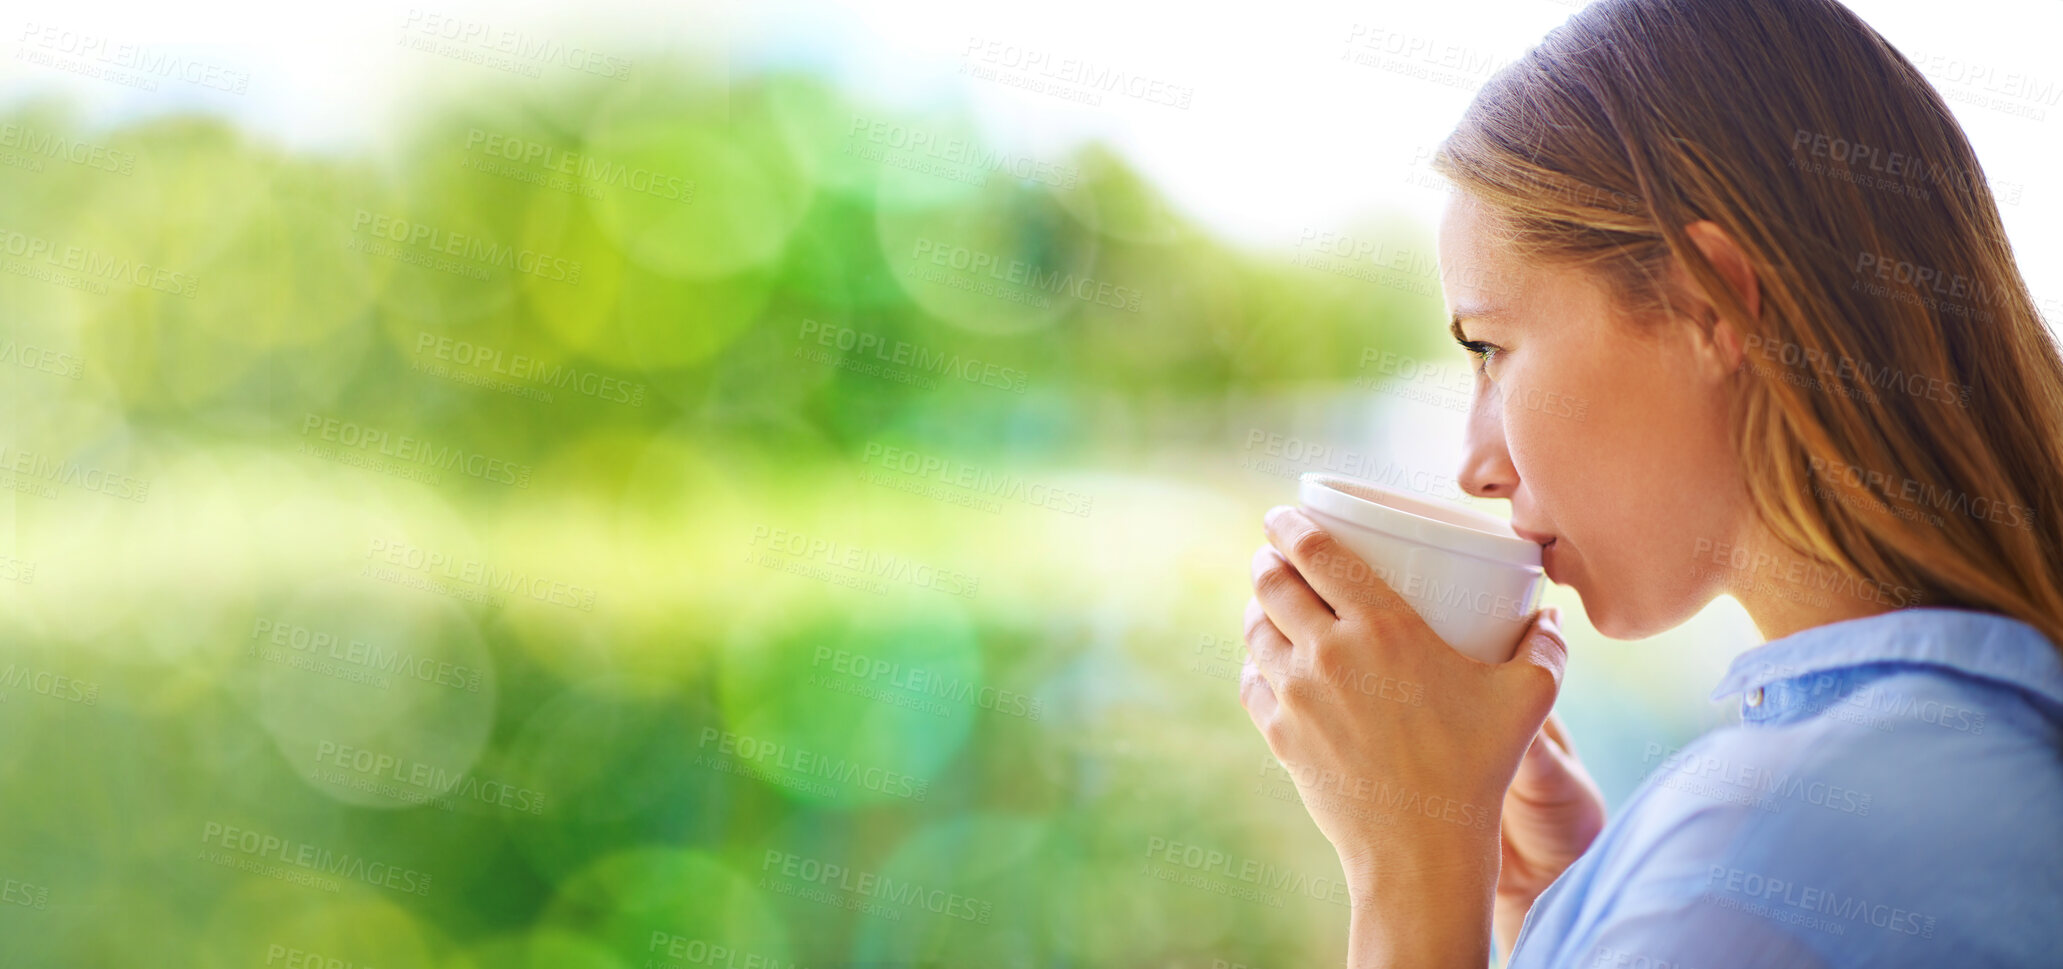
[1537,341,1719,492]
[1518,351,1738,611]
[1499,361,1605,496]
[1504,403,1613,538]
[1596,359,1736,500]
[1505,351,1712,539]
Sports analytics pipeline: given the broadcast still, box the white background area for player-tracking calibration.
[4,0,2058,309]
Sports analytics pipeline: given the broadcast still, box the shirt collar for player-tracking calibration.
[1709,607,2063,707]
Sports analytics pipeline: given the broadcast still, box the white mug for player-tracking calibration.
[1296,472,1546,663]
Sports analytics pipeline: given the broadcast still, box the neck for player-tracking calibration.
[1726,527,1897,642]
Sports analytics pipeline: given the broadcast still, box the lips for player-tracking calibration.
[1509,524,1561,583]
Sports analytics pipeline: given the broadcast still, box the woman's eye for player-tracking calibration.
[1458,340,1502,375]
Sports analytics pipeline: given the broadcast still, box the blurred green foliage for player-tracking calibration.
[0,60,1533,968]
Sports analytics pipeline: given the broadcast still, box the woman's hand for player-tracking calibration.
[1494,713,1606,960]
[1238,506,1570,967]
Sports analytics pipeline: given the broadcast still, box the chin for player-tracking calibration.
[1569,583,1695,641]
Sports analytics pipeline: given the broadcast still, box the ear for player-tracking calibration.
[1681,220,1759,379]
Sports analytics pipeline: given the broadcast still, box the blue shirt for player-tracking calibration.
[1507,607,2063,969]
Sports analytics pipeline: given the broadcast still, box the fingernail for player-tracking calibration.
[1264,506,1291,528]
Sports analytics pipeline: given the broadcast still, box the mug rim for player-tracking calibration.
[1297,472,1543,568]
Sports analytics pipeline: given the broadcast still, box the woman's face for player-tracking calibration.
[1435,194,1746,639]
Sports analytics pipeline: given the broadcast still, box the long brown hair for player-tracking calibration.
[1432,0,2063,649]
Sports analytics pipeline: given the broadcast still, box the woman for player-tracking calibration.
[1238,0,2063,965]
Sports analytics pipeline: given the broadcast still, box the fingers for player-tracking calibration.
[1514,718,1570,782]
[1540,711,1576,758]
[1262,506,1415,626]
[1510,730,1557,790]
[1510,706,1592,802]
[1250,543,1333,642]
[1243,596,1284,691]
[1243,596,1292,667]
[1239,655,1280,730]
[1262,506,1361,612]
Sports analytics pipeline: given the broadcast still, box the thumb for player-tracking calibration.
[1504,605,1569,692]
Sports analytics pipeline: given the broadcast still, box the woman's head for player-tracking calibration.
[1431,0,2063,645]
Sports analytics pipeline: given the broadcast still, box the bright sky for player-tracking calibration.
[5,0,2059,305]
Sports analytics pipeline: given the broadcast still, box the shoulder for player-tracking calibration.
[1682,661,2063,838]
[1551,664,2063,967]
[1516,612,2063,968]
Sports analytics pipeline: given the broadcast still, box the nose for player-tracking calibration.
[1457,384,1519,499]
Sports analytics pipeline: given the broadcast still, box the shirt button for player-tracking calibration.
[1745,686,1765,708]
